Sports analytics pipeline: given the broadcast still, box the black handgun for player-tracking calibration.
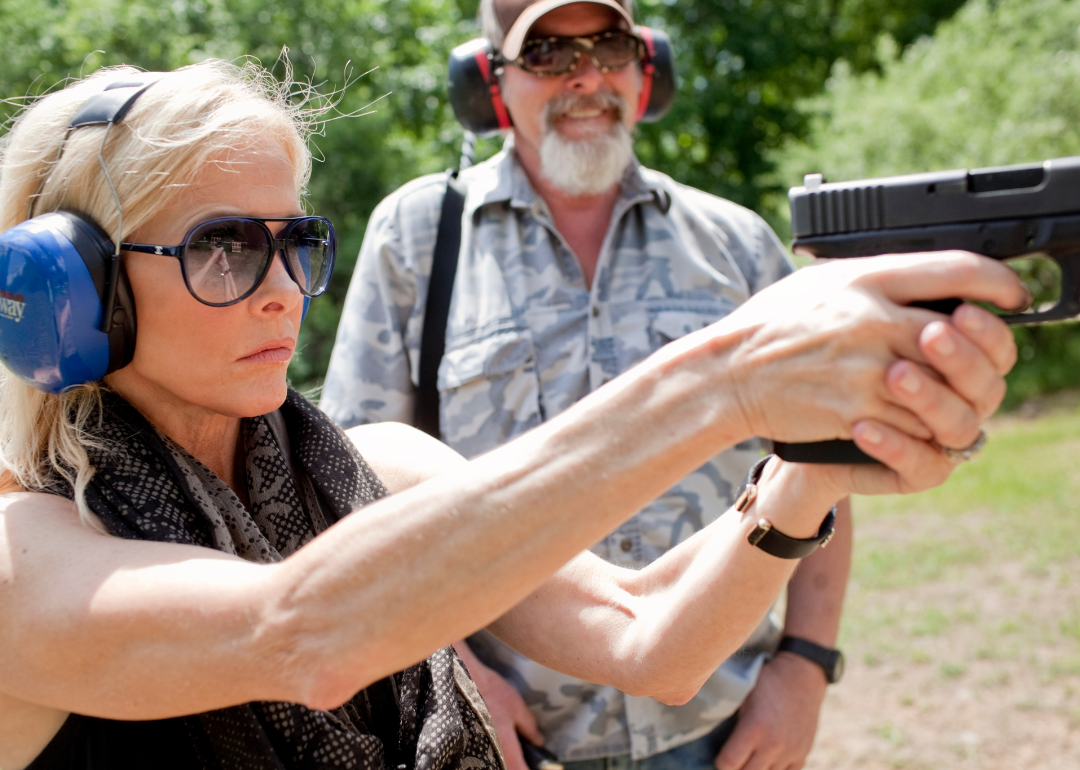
[774,156,1080,464]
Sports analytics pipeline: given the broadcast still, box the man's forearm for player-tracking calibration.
[781,496,853,648]
[706,498,852,770]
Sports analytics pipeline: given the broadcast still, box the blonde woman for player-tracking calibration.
[0,61,1024,770]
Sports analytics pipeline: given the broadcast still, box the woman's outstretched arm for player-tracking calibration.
[0,252,1023,727]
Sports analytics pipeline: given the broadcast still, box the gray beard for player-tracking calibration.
[539,120,635,197]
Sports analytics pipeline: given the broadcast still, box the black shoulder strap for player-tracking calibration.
[416,170,466,438]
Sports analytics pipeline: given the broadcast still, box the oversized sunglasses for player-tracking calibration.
[122,216,335,307]
[510,31,644,77]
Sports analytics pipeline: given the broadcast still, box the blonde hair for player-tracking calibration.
[0,59,314,525]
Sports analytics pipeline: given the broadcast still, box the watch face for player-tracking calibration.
[778,637,845,684]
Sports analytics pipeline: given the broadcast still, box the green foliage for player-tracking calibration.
[842,395,1080,652]
[776,0,1080,187]
[631,0,966,227]
[773,0,1080,406]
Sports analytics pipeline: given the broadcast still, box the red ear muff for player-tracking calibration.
[635,27,675,123]
[474,44,512,131]
[449,39,513,136]
[635,27,656,121]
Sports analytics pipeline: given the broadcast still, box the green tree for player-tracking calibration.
[631,0,967,228]
[773,0,1080,405]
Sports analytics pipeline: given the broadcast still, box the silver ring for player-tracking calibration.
[941,429,987,463]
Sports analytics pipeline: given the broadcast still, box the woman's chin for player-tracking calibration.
[187,374,291,419]
[109,362,292,420]
[235,378,290,417]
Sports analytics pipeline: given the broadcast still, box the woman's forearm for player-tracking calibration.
[2,252,1022,717]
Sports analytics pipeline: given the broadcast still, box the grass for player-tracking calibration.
[802,394,1080,768]
[852,395,1080,582]
[840,391,1080,650]
[913,608,951,637]
[938,661,967,679]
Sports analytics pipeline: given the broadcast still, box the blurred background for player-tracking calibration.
[5,0,1079,765]
[10,0,1079,401]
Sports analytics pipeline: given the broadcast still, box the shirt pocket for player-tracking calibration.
[647,304,733,350]
[437,327,543,458]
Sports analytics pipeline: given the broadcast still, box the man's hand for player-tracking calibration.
[714,653,827,770]
[454,641,545,770]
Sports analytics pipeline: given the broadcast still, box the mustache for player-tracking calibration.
[542,90,627,128]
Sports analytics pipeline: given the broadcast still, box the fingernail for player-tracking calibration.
[898,370,921,394]
[958,308,985,334]
[933,332,956,356]
[1016,285,1035,312]
[859,424,883,445]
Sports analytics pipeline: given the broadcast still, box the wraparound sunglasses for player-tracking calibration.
[508,30,644,77]
[122,216,335,307]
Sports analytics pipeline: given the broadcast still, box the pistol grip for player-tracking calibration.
[908,298,963,315]
[773,439,880,464]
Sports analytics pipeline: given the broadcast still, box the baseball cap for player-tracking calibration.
[494,0,636,59]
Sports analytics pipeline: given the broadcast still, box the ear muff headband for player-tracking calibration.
[30,75,165,221]
[0,73,162,393]
[447,27,676,135]
[69,76,163,129]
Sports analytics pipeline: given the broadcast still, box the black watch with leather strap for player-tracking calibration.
[777,636,845,684]
[734,455,836,560]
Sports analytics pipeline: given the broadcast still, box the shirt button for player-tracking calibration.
[619,538,633,553]
[591,305,600,318]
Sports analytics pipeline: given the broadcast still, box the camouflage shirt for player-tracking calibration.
[321,142,794,761]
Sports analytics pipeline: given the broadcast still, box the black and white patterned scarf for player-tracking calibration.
[47,388,505,770]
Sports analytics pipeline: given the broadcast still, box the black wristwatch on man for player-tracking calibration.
[777,636,845,684]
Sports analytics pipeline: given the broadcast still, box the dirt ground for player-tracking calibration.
[806,540,1080,768]
[803,390,1080,768]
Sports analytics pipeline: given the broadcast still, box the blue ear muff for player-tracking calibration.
[0,212,136,394]
[0,73,160,393]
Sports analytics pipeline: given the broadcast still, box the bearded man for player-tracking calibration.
[321,2,852,770]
